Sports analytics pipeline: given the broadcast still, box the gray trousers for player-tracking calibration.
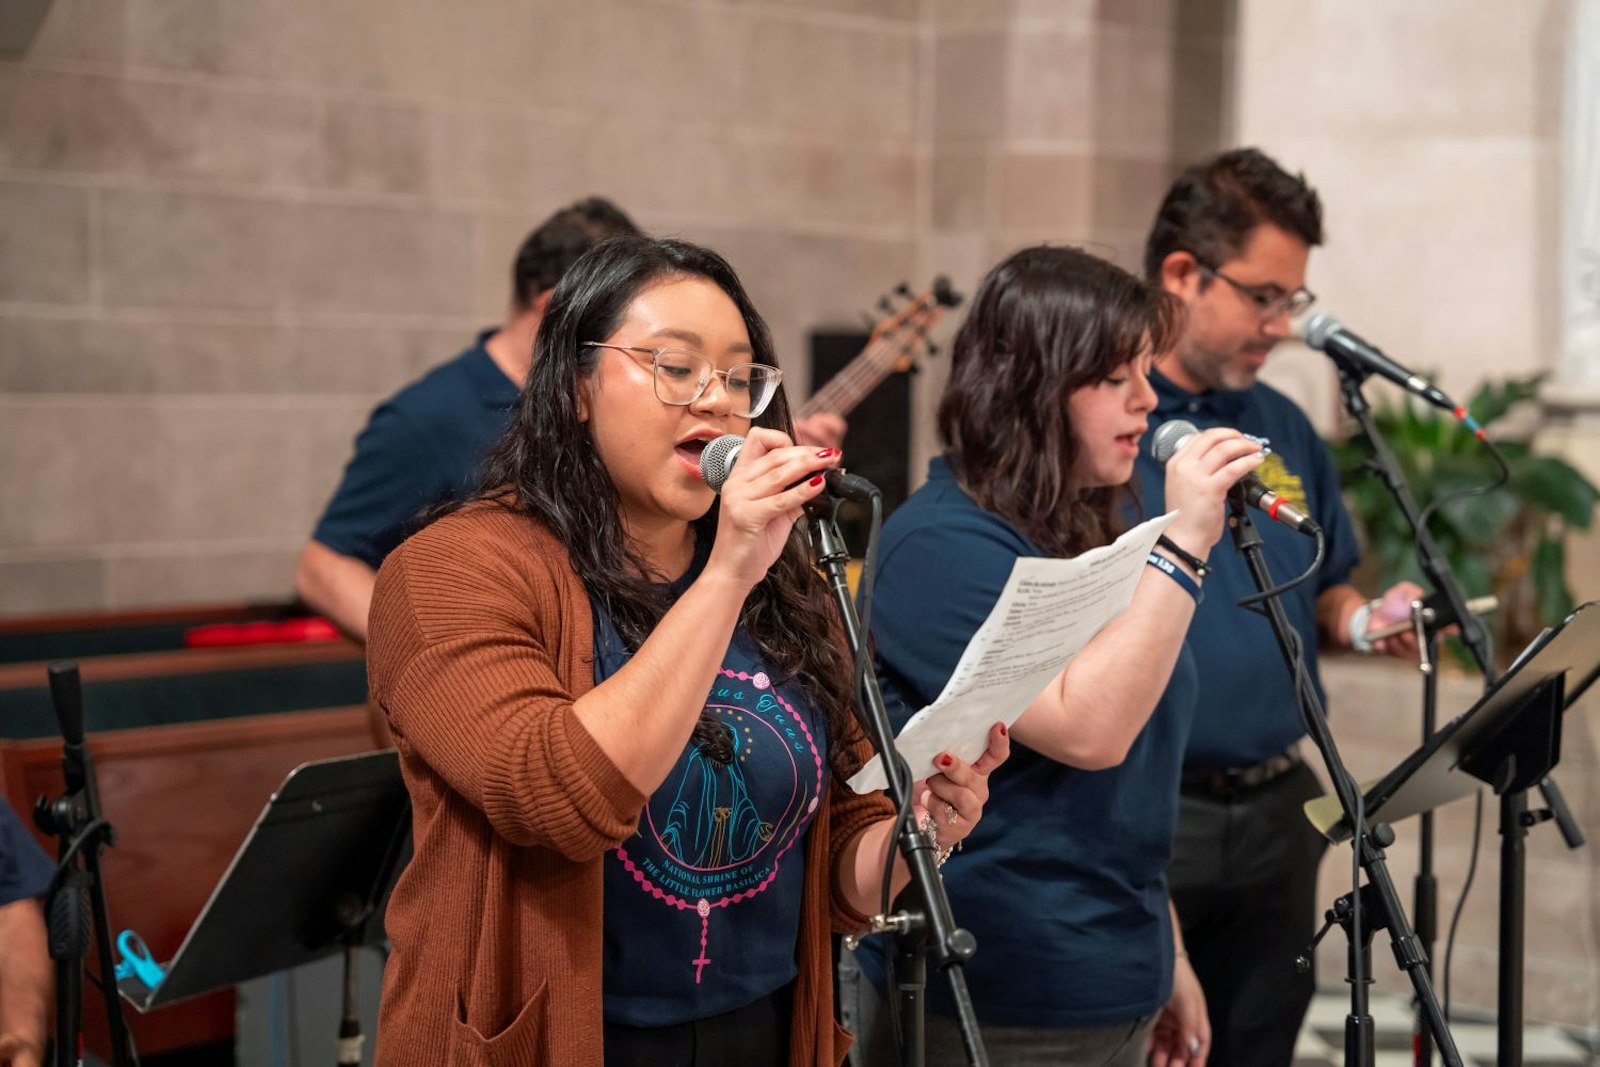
[840,947,1156,1067]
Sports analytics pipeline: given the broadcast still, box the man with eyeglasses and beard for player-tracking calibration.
[1134,148,1423,1065]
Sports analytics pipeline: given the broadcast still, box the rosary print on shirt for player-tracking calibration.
[612,667,825,983]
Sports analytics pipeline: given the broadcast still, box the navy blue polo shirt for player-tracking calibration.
[2,799,54,905]
[591,544,828,1027]
[1134,370,1360,771]
[312,330,520,569]
[857,458,1197,1028]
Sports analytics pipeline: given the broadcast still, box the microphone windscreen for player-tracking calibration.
[1150,419,1199,464]
[1301,311,1340,351]
[699,433,745,492]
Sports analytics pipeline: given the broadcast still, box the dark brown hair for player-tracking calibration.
[1144,147,1323,281]
[510,197,640,310]
[938,245,1181,557]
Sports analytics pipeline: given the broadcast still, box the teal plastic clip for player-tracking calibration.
[114,929,166,990]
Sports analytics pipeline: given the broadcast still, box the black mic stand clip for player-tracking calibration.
[807,493,988,1067]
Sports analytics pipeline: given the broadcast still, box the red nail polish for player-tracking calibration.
[808,474,825,487]
[998,722,1007,737]
[816,448,838,458]
[938,754,954,768]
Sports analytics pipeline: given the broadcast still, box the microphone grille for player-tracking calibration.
[699,433,745,492]
[1301,311,1340,351]
[1151,419,1199,464]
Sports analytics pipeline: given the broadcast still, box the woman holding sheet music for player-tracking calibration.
[848,245,1264,1067]
[364,235,1006,1067]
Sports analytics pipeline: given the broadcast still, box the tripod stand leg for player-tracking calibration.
[337,945,364,1067]
[1498,789,1527,1067]
[83,848,134,1067]
[894,931,926,1067]
[1414,812,1437,1067]
[1344,907,1375,1067]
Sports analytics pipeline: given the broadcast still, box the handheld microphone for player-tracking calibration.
[1302,312,1484,437]
[699,433,877,499]
[1152,420,1321,537]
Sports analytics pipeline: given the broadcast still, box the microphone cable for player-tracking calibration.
[1234,521,1326,609]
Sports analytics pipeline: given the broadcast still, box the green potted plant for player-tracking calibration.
[1327,374,1599,666]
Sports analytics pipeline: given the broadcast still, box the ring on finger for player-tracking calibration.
[944,802,958,826]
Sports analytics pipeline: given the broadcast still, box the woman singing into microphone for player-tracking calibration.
[849,246,1263,1067]
[365,235,1007,1067]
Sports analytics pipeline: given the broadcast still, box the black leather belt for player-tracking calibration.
[1180,750,1303,798]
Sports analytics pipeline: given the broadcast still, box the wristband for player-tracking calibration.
[1348,598,1381,653]
[1156,534,1211,578]
[1146,552,1203,604]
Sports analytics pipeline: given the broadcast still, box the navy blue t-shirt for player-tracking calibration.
[591,552,828,1027]
[312,330,520,569]
[858,458,1197,1028]
[1134,370,1360,770]
[2,799,54,906]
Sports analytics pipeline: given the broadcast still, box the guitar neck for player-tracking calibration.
[797,347,900,419]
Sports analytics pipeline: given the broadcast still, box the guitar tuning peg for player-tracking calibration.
[877,297,895,315]
[860,312,878,330]
[895,282,913,299]
[907,361,921,375]
[925,342,939,357]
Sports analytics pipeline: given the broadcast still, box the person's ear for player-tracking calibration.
[1159,251,1203,301]
[575,377,592,424]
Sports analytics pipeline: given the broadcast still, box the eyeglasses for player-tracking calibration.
[1194,258,1316,320]
[581,343,783,418]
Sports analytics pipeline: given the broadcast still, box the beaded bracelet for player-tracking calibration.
[1146,552,1203,604]
[1156,534,1211,578]
[917,812,957,867]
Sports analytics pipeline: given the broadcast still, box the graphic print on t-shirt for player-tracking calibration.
[613,667,825,984]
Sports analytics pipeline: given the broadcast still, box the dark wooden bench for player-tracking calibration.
[0,637,376,1061]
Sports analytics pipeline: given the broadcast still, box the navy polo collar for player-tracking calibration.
[1150,367,1250,422]
[467,326,523,409]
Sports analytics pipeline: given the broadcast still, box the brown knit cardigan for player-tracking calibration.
[366,504,893,1066]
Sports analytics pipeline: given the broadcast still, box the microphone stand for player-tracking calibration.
[1332,357,1583,1066]
[33,662,138,1067]
[807,492,988,1067]
[1227,501,1461,1067]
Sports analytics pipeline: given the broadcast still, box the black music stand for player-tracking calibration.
[117,751,410,1064]
[1306,600,1600,1065]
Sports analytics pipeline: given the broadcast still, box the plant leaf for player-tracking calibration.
[1509,456,1600,530]
[1531,536,1575,624]
[1467,374,1545,427]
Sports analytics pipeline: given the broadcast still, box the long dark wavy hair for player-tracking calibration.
[938,245,1182,557]
[467,235,861,774]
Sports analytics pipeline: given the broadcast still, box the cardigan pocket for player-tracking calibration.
[830,1017,855,1067]
[449,979,549,1067]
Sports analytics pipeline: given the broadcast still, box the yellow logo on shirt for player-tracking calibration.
[1257,453,1309,512]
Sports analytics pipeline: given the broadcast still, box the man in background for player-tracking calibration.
[296,198,642,641]
[1135,148,1421,1064]
[0,800,53,1067]
[298,197,846,642]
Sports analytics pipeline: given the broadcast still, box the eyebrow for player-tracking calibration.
[647,327,754,355]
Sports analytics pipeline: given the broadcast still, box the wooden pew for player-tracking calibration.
[0,601,314,666]
[0,640,374,1061]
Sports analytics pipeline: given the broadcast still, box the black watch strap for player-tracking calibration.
[1156,534,1211,578]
